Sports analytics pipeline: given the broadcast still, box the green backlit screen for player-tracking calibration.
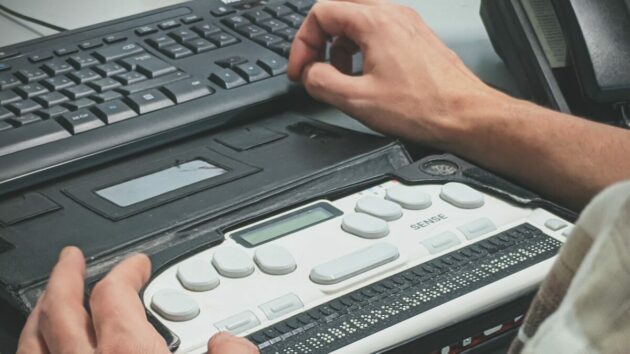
[236,205,338,246]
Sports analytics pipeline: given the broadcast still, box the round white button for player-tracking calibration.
[341,212,389,239]
[355,196,403,221]
[440,182,485,209]
[254,244,297,275]
[177,259,220,292]
[151,289,200,322]
[385,185,432,210]
[212,247,254,278]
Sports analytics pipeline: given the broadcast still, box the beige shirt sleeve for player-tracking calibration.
[509,181,630,354]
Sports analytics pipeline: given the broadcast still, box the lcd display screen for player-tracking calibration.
[96,160,227,207]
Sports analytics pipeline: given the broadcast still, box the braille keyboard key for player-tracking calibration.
[209,69,247,89]
[0,119,71,157]
[259,19,288,33]
[269,41,292,56]
[68,69,101,84]
[183,38,216,53]
[35,91,69,108]
[29,52,53,63]
[265,4,293,17]
[88,77,121,93]
[78,40,102,50]
[192,23,222,37]
[0,73,20,90]
[58,109,104,134]
[67,54,99,69]
[62,85,95,100]
[38,106,69,119]
[115,71,189,95]
[254,33,283,47]
[91,90,123,103]
[9,114,42,127]
[207,32,239,47]
[92,99,137,123]
[160,44,194,59]
[93,42,144,62]
[146,35,177,49]
[0,120,12,132]
[215,56,249,69]
[121,54,176,78]
[7,99,42,115]
[234,63,270,82]
[222,15,251,29]
[42,60,73,76]
[162,79,213,104]
[16,69,48,83]
[135,25,158,36]
[125,89,174,114]
[244,9,272,22]
[93,63,126,77]
[181,15,202,24]
[158,19,180,30]
[168,29,199,43]
[0,107,13,120]
[63,98,96,111]
[0,90,21,105]
[42,76,74,91]
[103,34,127,44]
[114,71,146,85]
[236,24,267,39]
[54,47,78,56]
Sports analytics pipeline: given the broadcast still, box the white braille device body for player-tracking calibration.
[142,181,572,353]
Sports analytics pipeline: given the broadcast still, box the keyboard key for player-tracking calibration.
[234,63,270,82]
[135,25,158,36]
[63,98,96,111]
[115,71,189,95]
[7,99,42,115]
[169,29,199,43]
[42,60,73,76]
[257,57,288,75]
[42,76,74,91]
[8,113,42,127]
[422,231,461,254]
[114,71,147,85]
[259,19,288,33]
[16,69,48,83]
[0,73,20,90]
[211,6,236,17]
[151,289,200,322]
[146,35,177,49]
[0,50,20,60]
[88,77,121,93]
[209,69,247,89]
[62,85,95,100]
[0,120,12,131]
[192,23,221,37]
[91,90,123,103]
[162,79,213,104]
[38,105,69,119]
[236,24,267,39]
[275,27,297,41]
[92,99,137,123]
[34,91,69,108]
[0,119,71,157]
[78,40,103,50]
[67,54,99,69]
[121,54,176,78]
[58,109,104,134]
[254,34,283,47]
[281,13,305,28]
[341,212,389,239]
[355,196,402,221]
[159,19,180,30]
[265,4,293,17]
[103,34,127,44]
[181,15,202,24]
[68,69,101,84]
[269,41,292,56]
[286,0,314,13]
[0,63,10,72]
[29,52,53,63]
[183,38,216,53]
[244,9,272,23]
[93,42,144,62]
[386,185,432,210]
[160,44,193,59]
[215,55,248,69]
[125,89,174,114]
[440,183,485,209]
[0,107,13,120]
[176,259,220,292]
[0,90,21,105]
[222,15,251,29]
[54,47,78,56]
[93,62,126,77]
[207,32,239,47]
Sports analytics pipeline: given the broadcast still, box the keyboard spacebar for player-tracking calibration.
[0,120,72,157]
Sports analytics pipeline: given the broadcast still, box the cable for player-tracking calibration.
[0,4,67,32]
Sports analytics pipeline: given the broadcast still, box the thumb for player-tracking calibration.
[302,62,368,111]
[207,332,259,354]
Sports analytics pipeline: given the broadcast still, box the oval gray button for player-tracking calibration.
[355,196,402,221]
[341,212,389,239]
[385,185,432,210]
[177,259,220,292]
[151,289,200,322]
[310,242,399,285]
[254,244,296,275]
[212,247,254,278]
[440,182,485,209]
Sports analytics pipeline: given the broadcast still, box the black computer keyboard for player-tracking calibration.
[0,0,314,194]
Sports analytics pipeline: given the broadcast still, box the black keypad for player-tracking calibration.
[244,9,272,23]
[0,90,21,105]
[78,40,103,50]
[103,34,128,44]
[42,60,73,76]
[89,78,122,93]
[0,107,13,120]
[162,79,213,104]
[234,63,269,82]
[15,83,49,99]
[192,23,221,37]
[42,76,75,91]
[63,98,96,111]
[209,69,247,89]
[253,33,283,47]
[38,105,69,119]
[68,69,101,84]
[58,109,104,134]
[207,33,239,47]
[265,4,293,17]
[160,44,194,59]
[68,54,99,69]
[236,25,267,39]
[158,19,180,30]
[146,35,177,49]
[0,73,20,90]
[7,99,42,115]
[211,6,236,17]
[29,52,53,63]
[181,15,202,24]
[54,47,78,56]
[16,69,48,83]
[169,29,199,42]
[92,99,137,123]
[35,92,69,108]
[62,85,95,100]
[183,38,216,54]
[9,114,42,127]
[222,15,251,29]
[259,19,288,33]
[135,25,158,36]
[115,71,147,85]
[125,89,174,114]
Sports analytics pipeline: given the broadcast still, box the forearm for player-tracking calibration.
[440,90,630,210]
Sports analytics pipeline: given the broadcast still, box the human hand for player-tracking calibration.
[17,246,259,354]
[288,0,503,147]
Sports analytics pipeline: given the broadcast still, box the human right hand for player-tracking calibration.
[288,0,503,147]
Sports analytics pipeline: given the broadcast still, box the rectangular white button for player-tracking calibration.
[259,293,303,320]
[214,310,260,335]
[422,231,461,254]
[458,218,497,240]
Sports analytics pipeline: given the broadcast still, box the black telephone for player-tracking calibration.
[481,0,630,127]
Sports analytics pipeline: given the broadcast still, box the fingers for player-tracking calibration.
[89,254,166,351]
[207,332,259,354]
[330,36,359,75]
[38,247,95,353]
[16,299,48,354]
[288,1,374,80]
[301,62,370,113]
